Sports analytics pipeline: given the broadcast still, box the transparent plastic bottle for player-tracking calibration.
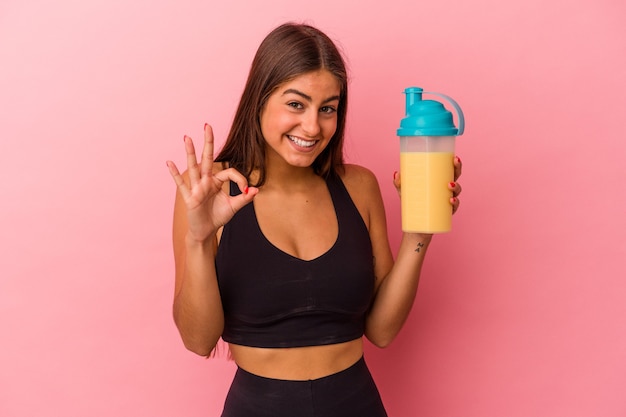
[397,87,465,233]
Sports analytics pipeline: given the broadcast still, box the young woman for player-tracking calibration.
[166,22,462,417]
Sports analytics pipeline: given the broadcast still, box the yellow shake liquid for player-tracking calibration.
[400,152,454,233]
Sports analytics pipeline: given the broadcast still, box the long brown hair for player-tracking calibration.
[215,23,348,186]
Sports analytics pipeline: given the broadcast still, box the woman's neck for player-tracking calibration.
[260,158,321,193]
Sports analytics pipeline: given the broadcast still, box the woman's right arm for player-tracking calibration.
[172,185,223,356]
[167,124,258,356]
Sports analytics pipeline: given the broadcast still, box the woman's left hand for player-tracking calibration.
[393,155,463,214]
[450,156,462,214]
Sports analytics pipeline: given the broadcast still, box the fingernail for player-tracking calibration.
[451,197,457,203]
[393,171,398,180]
[204,123,209,130]
[456,156,461,164]
[243,186,249,194]
[449,182,456,188]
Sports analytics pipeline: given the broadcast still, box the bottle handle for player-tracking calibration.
[425,92,465,136]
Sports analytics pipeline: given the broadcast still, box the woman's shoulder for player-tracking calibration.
[339,163,381,193]
[334,164,386,232]
[337,164,384,223]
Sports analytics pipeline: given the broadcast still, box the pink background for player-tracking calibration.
[1,0,625,416]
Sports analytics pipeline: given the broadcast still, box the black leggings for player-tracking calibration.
[221,356,388,417]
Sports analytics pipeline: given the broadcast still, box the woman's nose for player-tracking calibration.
[301,111,321,137]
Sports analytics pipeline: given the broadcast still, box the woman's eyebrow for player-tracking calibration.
[282,88,340,104]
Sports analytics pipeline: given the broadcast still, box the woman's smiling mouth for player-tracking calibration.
[288,135,316,148]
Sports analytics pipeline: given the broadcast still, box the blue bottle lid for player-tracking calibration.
[397,87,465,137]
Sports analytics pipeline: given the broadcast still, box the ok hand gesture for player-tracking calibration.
[166,124,258,242]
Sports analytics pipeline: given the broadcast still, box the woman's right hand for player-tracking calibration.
[166,124,258,242]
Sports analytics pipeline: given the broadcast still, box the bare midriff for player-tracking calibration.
[229,338,364,380]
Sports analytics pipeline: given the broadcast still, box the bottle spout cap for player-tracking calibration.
[404,87,424,111]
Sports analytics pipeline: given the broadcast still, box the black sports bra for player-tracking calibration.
[215,174,375,348]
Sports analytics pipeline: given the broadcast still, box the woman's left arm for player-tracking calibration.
[362,157,462,348]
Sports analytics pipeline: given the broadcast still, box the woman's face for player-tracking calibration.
[260,69,341,169]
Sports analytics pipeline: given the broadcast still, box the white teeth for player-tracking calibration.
[288,135,315,148]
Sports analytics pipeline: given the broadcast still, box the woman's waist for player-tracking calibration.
[228,338,363,380]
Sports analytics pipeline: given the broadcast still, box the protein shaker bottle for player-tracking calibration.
[397,87,465,233]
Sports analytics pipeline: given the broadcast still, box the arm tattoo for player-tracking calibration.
[415,242,425,253]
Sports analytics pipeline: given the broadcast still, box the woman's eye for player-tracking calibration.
[288,102,303,109]
[320,106,337,114]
